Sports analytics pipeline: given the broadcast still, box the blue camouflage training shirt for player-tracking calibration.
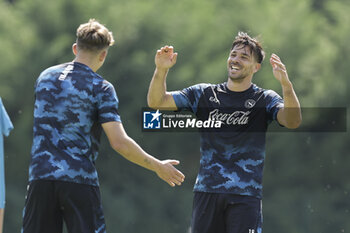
[171,83,283,199]
[29,62,121,186]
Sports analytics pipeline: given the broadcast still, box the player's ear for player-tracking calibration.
[72,43,78,56]
[253,63,261,73]
[99,49,108,62]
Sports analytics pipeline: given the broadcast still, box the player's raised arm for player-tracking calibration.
[270,53,302,129]
[147,46,178,110]
[102,121,185,187]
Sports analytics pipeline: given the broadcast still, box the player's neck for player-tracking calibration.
[226,77,252,92]
[74,55,100,72]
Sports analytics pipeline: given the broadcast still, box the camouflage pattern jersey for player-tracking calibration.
[29,62,121,187]
[171,83,284,199]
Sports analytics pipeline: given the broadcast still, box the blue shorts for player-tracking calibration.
[21,180,106,233]
[191,192,262,233]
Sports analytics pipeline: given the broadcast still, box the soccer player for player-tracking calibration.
[147,32,301,233]
[21,19,185,233]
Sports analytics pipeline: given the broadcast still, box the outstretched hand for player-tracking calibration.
[155,159,185,187]
[155,46,178,70]
[270,54,290,85]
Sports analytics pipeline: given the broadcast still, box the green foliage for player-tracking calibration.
[1,0,349,232]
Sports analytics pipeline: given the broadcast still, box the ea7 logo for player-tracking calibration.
[248,229,255,233]
[209,96,220,104]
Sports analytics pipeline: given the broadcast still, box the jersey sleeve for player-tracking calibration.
[95,80,122,124]
[264,90,284,122]
[0,98,13,209]
[170,83,210,114]
[0,98,14,137]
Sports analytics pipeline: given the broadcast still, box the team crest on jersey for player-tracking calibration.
[244,99,256,109]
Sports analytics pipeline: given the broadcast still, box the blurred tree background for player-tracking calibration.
[1,0,349,232]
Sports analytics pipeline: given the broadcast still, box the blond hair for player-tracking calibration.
[76,19,114,51]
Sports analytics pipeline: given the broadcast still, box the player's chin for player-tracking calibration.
[228,74,245,82]
[228,70,243,78]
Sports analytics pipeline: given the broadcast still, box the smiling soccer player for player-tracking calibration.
[147,32,301,233]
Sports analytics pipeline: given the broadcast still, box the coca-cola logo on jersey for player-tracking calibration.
[208,109,250,125]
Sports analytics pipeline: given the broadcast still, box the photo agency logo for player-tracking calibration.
[143,110,162,129]
[142,107,347,132]
[142,108,222,132]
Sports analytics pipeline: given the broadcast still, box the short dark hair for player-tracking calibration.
[76,19,115,51]
[231,32,265,64]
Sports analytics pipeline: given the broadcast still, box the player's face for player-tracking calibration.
[227,45,258,81]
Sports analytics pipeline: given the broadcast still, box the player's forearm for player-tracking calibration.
[281,81,299,106]
[280,81,302,128]
[112,135,161,173]
[147,68,169,108]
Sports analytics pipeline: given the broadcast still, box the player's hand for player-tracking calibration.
[155,46,178,70]
[270,53,291,86]
[155,159,185,187]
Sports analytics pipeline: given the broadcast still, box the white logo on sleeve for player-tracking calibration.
[209,96,220,104]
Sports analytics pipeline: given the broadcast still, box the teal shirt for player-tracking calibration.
[0,97,14,208]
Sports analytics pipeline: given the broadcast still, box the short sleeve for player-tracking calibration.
[95,81,121,124]
[264,90,284,122]
[170,83,210,114]
[0,98,14,136]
